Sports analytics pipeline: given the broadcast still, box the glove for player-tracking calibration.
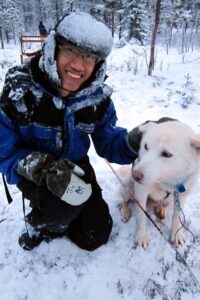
[127,117,177,153]
[17,152,92,206]
[17,152,54,185]
[45,160,92,206]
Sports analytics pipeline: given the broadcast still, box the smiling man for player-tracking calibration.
[56,42,97,95]
[0,12,138,251]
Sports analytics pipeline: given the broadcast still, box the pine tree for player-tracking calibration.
[129,0,148,44]
[119,0,148,45]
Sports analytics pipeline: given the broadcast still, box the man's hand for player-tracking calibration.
[17,152,92,206]
[17,152,54,185]
[46,160,92,206]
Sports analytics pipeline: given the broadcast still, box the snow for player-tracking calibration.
[1,41,200,300]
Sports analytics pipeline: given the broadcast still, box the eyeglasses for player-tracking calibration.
[57,44,100,64]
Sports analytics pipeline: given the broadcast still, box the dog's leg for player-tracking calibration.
[134,182,149,249]
[121,199,132,222]
[154,203,167,219]
[120,173,134,222]
[170,194,187,246]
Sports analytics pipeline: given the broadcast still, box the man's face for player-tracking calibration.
[56,43,98,96]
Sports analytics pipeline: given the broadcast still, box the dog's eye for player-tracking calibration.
[161,150,173,158]
[144,143,148,150]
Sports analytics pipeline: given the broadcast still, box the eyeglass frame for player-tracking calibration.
[57,43,101,64]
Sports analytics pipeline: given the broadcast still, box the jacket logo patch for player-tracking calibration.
[77,122,95,134]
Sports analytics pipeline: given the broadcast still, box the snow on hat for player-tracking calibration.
[56,11,113,59]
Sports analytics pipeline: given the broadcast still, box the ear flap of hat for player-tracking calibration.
[39,30,60,86]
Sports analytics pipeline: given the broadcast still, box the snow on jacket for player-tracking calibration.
[0,56,137,184]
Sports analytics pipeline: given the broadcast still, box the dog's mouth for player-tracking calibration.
[133,178,143,184]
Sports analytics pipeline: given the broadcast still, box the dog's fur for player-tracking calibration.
[120,121,200,249]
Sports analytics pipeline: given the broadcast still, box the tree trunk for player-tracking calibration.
[5,30,9,43]
[55,0,59,24]
[111,6,115,37]
[148,0,161,76]
[118,13,122,40]
[12,27,16,45]
[0,27,4,49]
[118,0,122,40]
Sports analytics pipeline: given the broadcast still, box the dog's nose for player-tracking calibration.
[132,170,144,183]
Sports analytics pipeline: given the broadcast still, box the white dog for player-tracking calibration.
[120,121,200,249]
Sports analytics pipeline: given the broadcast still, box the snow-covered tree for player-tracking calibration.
[0,0,23,45]
[117,0,149,45]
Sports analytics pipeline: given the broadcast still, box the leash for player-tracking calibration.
[104,159,163,235]
[174,188,195,243]
[22,192,30,238]
[1,174,30,237]
[104,159,200,290]
[2,174,13,204]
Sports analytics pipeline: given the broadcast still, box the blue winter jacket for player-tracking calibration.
[0,56,137,184]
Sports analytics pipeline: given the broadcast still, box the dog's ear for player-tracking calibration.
[191,135,200,153]
[139,121,157,133]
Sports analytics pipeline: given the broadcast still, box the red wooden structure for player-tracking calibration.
[20,35,47,64]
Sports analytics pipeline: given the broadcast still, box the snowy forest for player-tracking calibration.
[1,0,200,54]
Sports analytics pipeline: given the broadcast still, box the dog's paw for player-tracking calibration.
[170,230,186,246]
[121,206,132,222]
[135,232,149,249]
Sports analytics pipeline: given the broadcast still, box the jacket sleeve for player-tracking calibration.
[0,111,33,184]
[91,99,137,164]
[0,67,33,184]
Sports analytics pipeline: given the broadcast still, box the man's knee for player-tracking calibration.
[86,216,113,251]
[68,213,113,251]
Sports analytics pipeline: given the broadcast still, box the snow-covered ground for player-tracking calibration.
[1,41,200,300]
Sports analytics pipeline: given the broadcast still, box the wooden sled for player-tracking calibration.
[20,35,47,64]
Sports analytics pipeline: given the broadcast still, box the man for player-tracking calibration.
[38,21,47,36]
[0,12,139,251]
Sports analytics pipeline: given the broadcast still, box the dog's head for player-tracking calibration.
[132,121,200,188]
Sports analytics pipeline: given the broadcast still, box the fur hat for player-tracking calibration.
[55,11,113,59]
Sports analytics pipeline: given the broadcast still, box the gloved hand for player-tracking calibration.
[45,159,92,206]
[17,152,92,206]
[127,117,177,153]
[17,152,54,185]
